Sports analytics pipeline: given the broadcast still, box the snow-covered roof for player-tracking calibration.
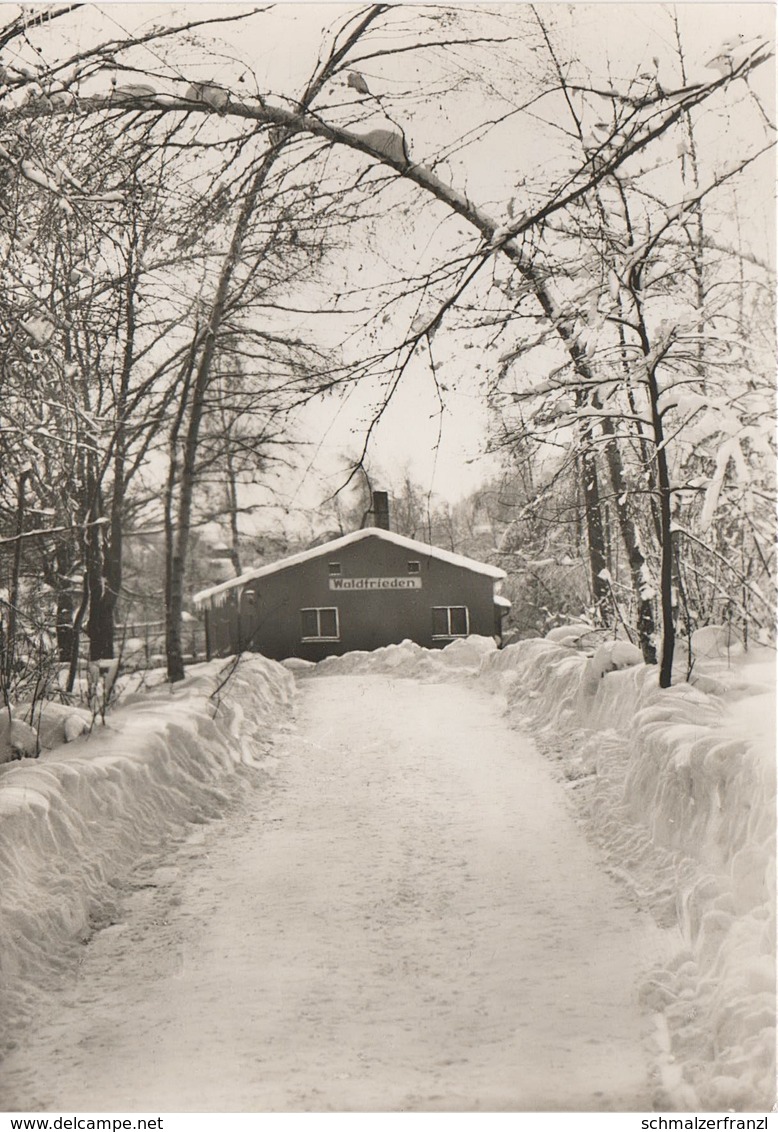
[194,527,506,607]
[494,594,512,608]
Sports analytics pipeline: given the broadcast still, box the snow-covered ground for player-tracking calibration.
[0,655,294,1048]
[1,671,671,1111]
[312,635,776,1109]
[0,634,773,1111]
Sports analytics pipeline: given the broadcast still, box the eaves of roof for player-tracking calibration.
[194,527,506,607]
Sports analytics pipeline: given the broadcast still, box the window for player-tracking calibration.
[432,606,469,639]
[407,561,420,574]
[301,607,339,641]
[328,562,342,576]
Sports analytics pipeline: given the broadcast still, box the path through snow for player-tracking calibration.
[1,675,672,1111]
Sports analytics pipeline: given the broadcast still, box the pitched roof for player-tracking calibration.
[193,527,506,607]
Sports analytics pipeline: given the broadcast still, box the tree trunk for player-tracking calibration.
[55,594,74,664]
[633,302,675,686]
[65,573,90,694]
[166,160,279,682]
[5,469,29,685]
[87,585,115,661]
[654,431,675,688]
[597,415,658,663]
[87,235,137,664]
[225,442,242,577]
[577,420,610,623]
[164,344,197,685]
[50,544,76,663]
[85,479,115,662]
[527,295,610,625]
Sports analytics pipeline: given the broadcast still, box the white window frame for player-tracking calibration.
[432,605,470,640]
[301,606,340,642]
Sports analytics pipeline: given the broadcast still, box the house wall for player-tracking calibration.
[204,534,500,661]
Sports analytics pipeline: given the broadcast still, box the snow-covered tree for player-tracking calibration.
[0,3,772,685]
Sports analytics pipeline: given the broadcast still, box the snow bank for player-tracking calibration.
[0,655,293,1049]
[479,640,775,1110]
[314,635,497,679]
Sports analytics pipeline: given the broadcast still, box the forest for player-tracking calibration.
[0,2,774,705]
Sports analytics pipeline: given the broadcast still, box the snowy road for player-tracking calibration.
[1,675,668,1112]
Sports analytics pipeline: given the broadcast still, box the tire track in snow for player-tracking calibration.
[0,676,667,1111]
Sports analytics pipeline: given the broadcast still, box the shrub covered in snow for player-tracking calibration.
[7,719,39,759]
[1,698,125,766]
[0,655,293,1049]
[690,623,744,660]
[544,623,592,645]
[582,639,643,694]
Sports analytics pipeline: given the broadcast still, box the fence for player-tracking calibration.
[116,620,207,669]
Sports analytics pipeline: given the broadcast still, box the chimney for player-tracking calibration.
[372,490,390,530]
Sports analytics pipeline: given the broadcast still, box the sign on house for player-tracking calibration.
[329,576,422,591]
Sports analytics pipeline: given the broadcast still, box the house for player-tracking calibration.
[193,526,510,662]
